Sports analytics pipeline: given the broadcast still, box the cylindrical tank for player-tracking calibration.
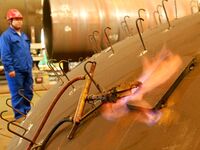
[43,0,192,61]
[0,0,42,43]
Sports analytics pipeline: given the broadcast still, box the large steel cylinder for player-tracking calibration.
[0,0,42,43]
[43,0,192,61]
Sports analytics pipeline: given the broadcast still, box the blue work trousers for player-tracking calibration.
[5,71,33,119]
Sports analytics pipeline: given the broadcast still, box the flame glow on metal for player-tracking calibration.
[101,47,182,125]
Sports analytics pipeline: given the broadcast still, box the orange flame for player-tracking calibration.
[101,47,182,124]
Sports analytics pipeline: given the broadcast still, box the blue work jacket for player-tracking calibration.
[0,27,33,73]
[0,35,1,59]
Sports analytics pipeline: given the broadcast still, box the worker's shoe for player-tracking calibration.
[15,116,26,123]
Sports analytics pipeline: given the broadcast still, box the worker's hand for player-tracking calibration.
[9,71,16,78]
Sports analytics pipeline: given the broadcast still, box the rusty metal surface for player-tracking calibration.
[43,0,193,60]
[7,12,200,150]
[0,0,42,43]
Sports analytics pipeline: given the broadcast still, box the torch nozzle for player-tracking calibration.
[86,81,142,103]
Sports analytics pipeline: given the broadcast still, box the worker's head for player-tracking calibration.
[6,9,23,30]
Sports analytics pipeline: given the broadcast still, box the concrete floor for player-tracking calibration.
[0,83,51,150]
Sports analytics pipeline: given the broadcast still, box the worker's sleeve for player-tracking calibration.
[1,35,14,73]
[0,38,1,60]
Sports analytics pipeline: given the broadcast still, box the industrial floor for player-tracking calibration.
[0,83,51,150]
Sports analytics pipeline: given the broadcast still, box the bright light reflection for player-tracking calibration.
[115,10,127,18]
[61,4,71,14]
[64,26,72,32]
[146,11,150,19]
[80,9,88,20]
[99,10,104,19]
[17,138,23,147]
[27,123,33,131]
[41,28,45,48]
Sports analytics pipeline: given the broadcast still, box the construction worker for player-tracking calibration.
[0,9,33,122]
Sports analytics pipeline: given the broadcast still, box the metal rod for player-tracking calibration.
[162,0,171,29]
[70,57,84,70]
[27,76,85,149]
[30,86,41,98]
[191,6,196,14]
[18,89,34,106]
[51,60,64,82]
[88,34,98,53]
[58,60,70,79]
[104,27,114,54]
[0,110,12,123]
[73,62,97,123]
[153,11,161,25]
[174,0,178,19]
[0,110,28,134]
[190,0,195,14]
[124,16,131,35]
[7,120,37,145]
[135,18,147,51]
[68,61,98,139]
[6,98,26,117]
[121,21,129,36]
[58,60,75,90]
[47,59,64,85]
[84,61,102,93]
[93,30,102,52]
[157,5,163,15]
[156,5,163,24]
[68,102,103,140]
[80,102,103,121]
[191,0,200,12]
[138,9,146,33]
